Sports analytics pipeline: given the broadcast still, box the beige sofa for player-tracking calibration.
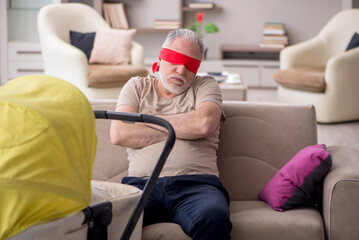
[91,100,359,240]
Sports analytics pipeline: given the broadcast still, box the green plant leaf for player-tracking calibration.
[186,23,201,33]
[186,26,197,32]
[204,23,219,33]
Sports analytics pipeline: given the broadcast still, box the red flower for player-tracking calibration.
[196,12,204,24]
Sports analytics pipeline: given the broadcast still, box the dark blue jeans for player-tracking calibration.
[122,174,232,240]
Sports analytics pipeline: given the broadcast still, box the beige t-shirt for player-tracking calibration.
[117,74,224,178]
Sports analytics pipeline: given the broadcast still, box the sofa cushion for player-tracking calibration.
[70,30,96,60]
[89,28,136,65]
[273,67,326,92]
[88,64,148,88]
[258,144,332,211]
[139,201,325,240]
[346,32,359,51]
[142,223,190,240]
[230,201,324,240]
[217,102,317,201]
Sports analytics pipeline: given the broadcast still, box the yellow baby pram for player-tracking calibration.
[0,76,175,240]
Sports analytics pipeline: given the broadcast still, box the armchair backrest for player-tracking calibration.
[38,3,110,44]
[318,9,359,57]
[90,100,318,201]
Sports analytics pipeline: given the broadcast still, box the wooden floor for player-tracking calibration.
[247,88,359,150]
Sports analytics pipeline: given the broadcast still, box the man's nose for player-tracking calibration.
[176,65,186,75]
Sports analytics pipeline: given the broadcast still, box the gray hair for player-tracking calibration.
[162,29,205,60]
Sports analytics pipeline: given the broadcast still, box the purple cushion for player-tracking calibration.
[258,144,332,211]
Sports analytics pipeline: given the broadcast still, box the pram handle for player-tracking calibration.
[94,110,176,240]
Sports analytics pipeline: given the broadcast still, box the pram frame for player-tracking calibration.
[94,111,176,240]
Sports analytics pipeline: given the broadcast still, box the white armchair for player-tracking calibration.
[37,3,148,100]
[274,9,359,123]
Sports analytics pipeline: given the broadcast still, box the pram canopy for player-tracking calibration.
[0,75,97,239]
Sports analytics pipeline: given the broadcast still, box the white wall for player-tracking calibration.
[133,0,344,59]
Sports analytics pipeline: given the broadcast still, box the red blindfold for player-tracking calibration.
[152,48,201,74]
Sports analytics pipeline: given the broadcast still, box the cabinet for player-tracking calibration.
[0,0,61,84]
[211,44,281,88]
[224,60,279,88]
[8,42,43,79]
[198,59,279,88]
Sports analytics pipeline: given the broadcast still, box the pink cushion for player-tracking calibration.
[89,28,136,65]
[258,144,332,211]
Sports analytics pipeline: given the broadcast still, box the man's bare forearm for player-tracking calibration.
[110,101,221,148]
[110,120,167,148]
[110,105,167,148]
[151,101,222,140]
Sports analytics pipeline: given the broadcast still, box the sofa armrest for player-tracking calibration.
[326,47,359,87]
[322,145,359,240]
[280,37,327,69]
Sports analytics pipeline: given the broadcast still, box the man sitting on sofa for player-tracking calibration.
[110,29,232,240]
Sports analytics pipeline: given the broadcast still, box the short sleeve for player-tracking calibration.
[116,77,141,110]
[193,75,225,120]
[194,76,222,106]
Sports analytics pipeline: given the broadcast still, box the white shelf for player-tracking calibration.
[9,0,55,9]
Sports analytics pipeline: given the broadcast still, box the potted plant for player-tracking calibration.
[186,12,219,59]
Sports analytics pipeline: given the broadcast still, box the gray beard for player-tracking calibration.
[159,74,190,95]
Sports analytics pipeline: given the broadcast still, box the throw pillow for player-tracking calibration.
[89,28,136,65]
[258,144,332,211]
[70,31,96,60]
[346,32,359,51]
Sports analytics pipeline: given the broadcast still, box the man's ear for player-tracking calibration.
[157,59,161,67]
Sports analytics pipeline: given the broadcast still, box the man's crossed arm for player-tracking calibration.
[110,101,222,149]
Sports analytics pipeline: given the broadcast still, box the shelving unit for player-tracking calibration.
[87,0,222,32]
[61,0,102,14]
[0,0,61,84]
[182,6,222,12]
[0,0,223,84]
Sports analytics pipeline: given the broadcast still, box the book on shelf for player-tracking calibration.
[197,72,227,83]
[263,22,285,35]
[263,29,285,35]
[188,1,215,9]
[259,22,288,49]
[261,35,288,42]
[153,19,181,29]
[260,37,288,45]
[264,23,285,29]
[103,3,110,25]
[259,43,286,49]
[103,3,129,29]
